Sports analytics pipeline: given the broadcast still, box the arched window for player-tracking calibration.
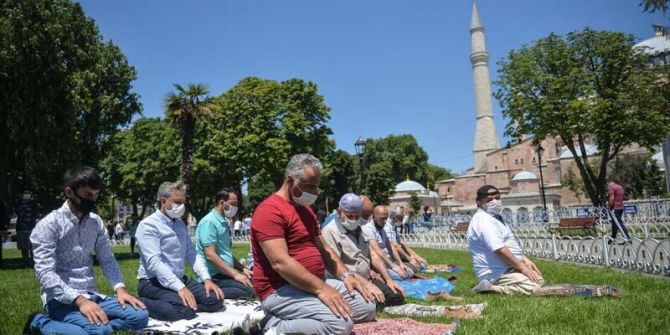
[517,207,529,225]
[533,206,544,223]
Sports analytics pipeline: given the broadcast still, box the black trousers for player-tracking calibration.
[610,209,630,240]
[138,277,223,321]
[371,278,405,307]
[210,273,256,299]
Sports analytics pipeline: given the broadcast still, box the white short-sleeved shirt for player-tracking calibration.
[467,208,524,282]
[362,221,391,258]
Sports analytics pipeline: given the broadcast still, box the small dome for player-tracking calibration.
[635,35,670,56]
[394,180,426,192]
[512,171,538,181]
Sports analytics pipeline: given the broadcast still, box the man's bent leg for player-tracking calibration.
[371,278,405,307]
[185,279,223,312]
[326,279,376,323]
[490,271,544,295]
[138,278,196,321]
[211,273,256,300]
[30,313,88,335]
[97,296,149,332]
[261,284,353,335]
[45,299,113,335]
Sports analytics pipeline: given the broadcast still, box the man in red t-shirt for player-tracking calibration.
[250,154,380,335]
[607,178,630,244]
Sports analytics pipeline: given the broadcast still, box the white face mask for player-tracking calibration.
[341,217,365,231]
[224,205,238,218]
[166,203,185,219]
[292,184,318,207]
[485,199,503,215]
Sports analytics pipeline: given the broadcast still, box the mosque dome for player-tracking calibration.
[394,180,426,193]
[634,33,670,56]
[512,171,538,181]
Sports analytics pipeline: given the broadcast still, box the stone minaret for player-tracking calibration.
[470,0,499,172]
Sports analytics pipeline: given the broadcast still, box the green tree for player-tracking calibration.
[609,154,666,199]
[0,0,141,209]
[495,28,669,206]
[360,135,430,204]
[100,118,179,217]
[321,150,357,210]
[215,77,334,211]
[408,192,422,218]
[164,83,215,198]
[426,164,455,187]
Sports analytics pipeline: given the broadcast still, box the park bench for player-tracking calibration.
[450,222,469,235]
[549,217,597,235]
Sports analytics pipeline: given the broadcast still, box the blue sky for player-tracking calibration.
[79,0,665,174]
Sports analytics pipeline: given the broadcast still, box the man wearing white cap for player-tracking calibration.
[322,193,405,307]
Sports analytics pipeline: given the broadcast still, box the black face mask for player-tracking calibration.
[69,192,96,216]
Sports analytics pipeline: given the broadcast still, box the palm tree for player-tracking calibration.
[163,83,215,195]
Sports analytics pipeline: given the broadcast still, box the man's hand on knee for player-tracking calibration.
[74,296,108,325]
[178,287,198,311]
[315,284,352,319]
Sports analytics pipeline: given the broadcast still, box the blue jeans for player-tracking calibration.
[30,295,149,335]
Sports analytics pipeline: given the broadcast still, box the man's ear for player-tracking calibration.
[63,187,73,198]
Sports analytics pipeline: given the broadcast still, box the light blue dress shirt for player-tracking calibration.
[30,202,125,305]
[136,210,210,292]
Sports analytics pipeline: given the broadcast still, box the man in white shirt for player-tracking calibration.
[467,185,543,295]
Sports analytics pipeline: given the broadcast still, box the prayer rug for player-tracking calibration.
[423,264,463,273]
[533,284,623,298]
[384,303,486,320]
[351,317,458,335]
[143,299,264,335]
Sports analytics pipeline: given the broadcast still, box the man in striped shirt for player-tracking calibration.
[607,178,631,244]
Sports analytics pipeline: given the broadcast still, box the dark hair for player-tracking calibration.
[214,188,237,204]
[64,166,102,191]
[476,185,499,201]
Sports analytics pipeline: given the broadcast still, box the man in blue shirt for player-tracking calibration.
[136,181,224,321]
[27,166,148,335]
[196,189,254,299]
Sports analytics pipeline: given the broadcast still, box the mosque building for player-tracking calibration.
[391,1,669,215]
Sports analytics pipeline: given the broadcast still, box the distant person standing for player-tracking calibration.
[129,214,140,256]
[422,206,433,223]
[15,191,37,267]
[115,221,125,244]
[607,178,631,244]
[233,218,242,237]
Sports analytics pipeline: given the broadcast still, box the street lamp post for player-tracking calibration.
[355,137,367,193]
[532,139,548,221]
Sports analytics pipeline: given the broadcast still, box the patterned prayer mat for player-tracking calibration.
[533,284,623,298]
[384,303,486,320]
[351,317,458,335]
[423,264,463,273]
[143,299,264,335]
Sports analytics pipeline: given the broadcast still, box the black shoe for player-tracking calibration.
[249,314,272,335]
[22,312,40,335]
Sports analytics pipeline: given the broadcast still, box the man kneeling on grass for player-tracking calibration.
[26,166,149,335]
[467,185,622,298]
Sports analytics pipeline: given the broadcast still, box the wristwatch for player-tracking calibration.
[340,271,355,282]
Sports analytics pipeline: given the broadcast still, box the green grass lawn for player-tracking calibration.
[1,245,668,334]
